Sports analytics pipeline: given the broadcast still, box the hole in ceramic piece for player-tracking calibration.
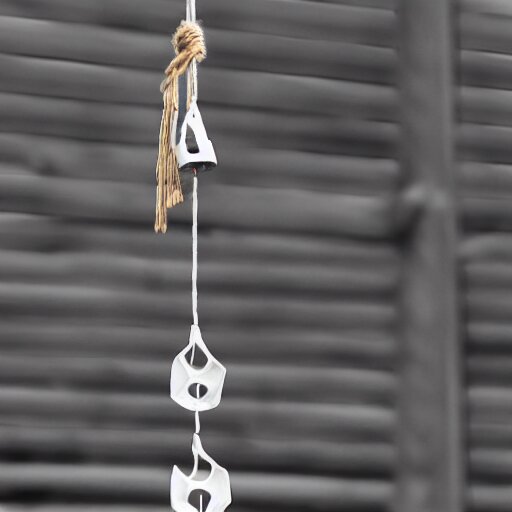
[197,454,213,477]
[185,344,208,369]
[188,489,211,511]
[186,125,200,154]
[188,383,208,399]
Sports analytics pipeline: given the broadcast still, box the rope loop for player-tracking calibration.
[160,21,206,94]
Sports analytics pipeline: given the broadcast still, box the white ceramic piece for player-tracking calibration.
[171,325,226,412]
[171,434,232,512]
[173,100,217,171]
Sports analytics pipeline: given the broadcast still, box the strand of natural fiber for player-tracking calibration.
[154,21,206,234]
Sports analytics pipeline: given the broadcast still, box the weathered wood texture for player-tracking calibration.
[0,1,401,511]
[459,1,512,511]
[6,0,510,511]
[396,2,464,512]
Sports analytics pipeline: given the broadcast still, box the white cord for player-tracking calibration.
[187,0,201,463]
[188,0,200,441]
[192,175,198,326]
[187,0,196,22]
[195,410,201,434]
[186,0,198,102]
[192,175,200,434]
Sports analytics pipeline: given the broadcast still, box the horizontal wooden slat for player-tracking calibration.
[5,508,170,512]
[465,261,512,289]
[0,16,397,84]
[461,162,512,196]
[462,197,512,232]
[0,133,401,194]
[0,354,396,405]
[0,54,397,119]
[0,507,298,512]
[210,150,401,193]
[0,93,398,158]
[0,387,395,442]
[0,425,395,475]
[0,176,400,238]
[467,322,512,353]
[0,282,395,330]
[0,92,159,144]
[311,0,396,8]
[458,123,512,163]
[0,321,397,367]
[0,0,396,46]
[469,386,512,423]
[468,355,512,386]
[461,0,512,16]
[461,233,512,261]
[460,87,512,126]
[461,50,512,90]
[0,250,398,299]
[0,463,392,509]
[470,448,512,481]
[467,289,512,323]
[470,422,512,448]
[461,12,512,55]
[0,213,400,265]
[469,484,512,512]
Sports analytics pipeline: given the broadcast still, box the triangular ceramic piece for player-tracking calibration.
[171,325,226,412]
[171,434,232,512]
[172,100,217,173]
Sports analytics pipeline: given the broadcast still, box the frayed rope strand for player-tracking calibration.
[154,21,206,234]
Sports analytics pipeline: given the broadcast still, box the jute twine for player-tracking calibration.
[155,21,206,234]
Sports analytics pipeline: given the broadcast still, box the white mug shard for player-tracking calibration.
[173,99,217,173]
[171,325,226,411]
[171,434,232,512]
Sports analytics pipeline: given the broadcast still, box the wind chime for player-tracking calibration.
[154,0,232,511]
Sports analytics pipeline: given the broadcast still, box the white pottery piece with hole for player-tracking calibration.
[171,434,231,512]
[171,325,226,412]
[172,99,217,171]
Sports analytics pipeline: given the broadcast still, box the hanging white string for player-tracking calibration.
[186,0,196,23]
[195,410,201,434]
[188,0,200,438]
[186,0,198,102]
[192,173,201,436]
[192,174,199,326]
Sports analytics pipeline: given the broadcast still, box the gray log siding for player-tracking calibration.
[0,1,510,511]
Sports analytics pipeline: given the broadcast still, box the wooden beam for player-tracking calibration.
[0,16,397,84]
[0,424,395,476]
[0,387,395,443]
[0,0,396,46]
[0,354,396,405]
[0,320,397,365]
[396,1,464,511]
[0,92,398,157]
[0,53,398,117]
[0,251,398,298]
[0,463,392,509]
[461,12,512,54]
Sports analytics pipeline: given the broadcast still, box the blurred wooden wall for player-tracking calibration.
[0,0,507,511]
[459,1,512,511]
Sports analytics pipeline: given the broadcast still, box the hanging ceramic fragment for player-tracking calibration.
[174,98,217,174]
[170,324,226,412]
[171,434,232,512]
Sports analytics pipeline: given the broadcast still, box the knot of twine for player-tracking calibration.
[161,21,206,95]
[155,21,206,234]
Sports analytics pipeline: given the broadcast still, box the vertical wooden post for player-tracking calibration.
[396,1,465,512]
